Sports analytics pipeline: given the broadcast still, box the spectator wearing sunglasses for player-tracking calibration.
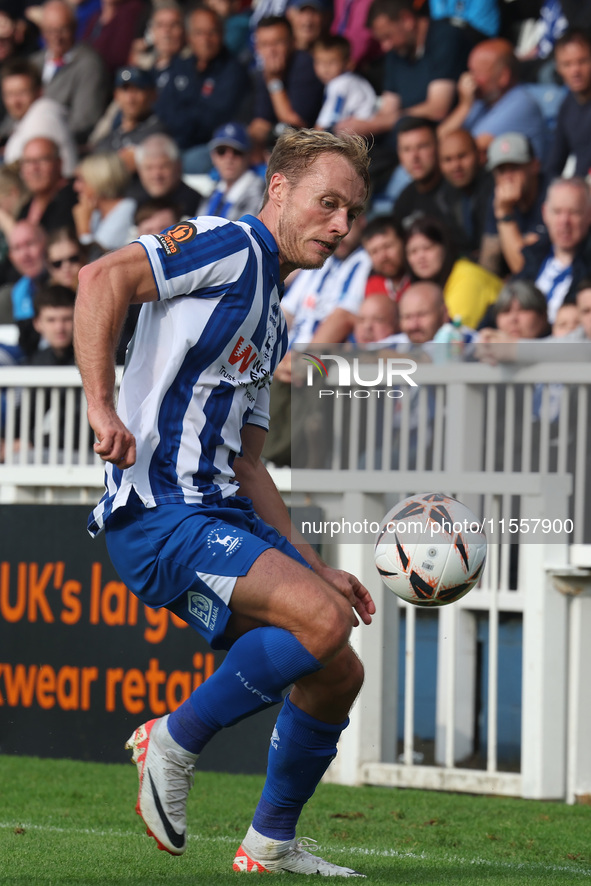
[46,227,85,291]
[199,123,265,221]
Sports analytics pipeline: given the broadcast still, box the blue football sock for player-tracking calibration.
[168,627,321,755]
[252,695,348,841]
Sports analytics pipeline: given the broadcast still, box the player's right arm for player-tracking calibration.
[74,242,159,468]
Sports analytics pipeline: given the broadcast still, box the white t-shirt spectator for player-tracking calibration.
[315,72,376,131]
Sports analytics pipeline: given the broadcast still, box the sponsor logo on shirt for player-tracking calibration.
[228,336,259,373]
[155,222,198,256]
[228,335,272,392]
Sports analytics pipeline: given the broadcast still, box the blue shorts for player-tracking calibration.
[104,490,308,649]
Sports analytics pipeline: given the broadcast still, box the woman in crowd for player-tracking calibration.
[72,152,136,258]
[479,279,551,341]
[404,215,503,330]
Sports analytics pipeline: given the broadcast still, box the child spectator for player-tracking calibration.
[552,301,580,337]
[573,280,591,340]
[30,282,75,366]
[7,283,93,459]
[312,35,376,132]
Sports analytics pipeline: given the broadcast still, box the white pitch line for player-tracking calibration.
[0,822,589,878]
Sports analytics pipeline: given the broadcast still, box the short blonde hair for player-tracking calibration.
[262,128,371,207]
[77,152,130,200]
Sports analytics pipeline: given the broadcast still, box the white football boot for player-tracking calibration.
[126,714,198,855]
[233,825,365,876]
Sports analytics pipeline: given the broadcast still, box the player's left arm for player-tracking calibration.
[234,423,375,625]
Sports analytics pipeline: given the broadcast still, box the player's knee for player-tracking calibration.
[315,645,365,706]
[309,596,353,662]
[347,649,365,695]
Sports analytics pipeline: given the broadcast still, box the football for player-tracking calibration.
[374,493,487,606]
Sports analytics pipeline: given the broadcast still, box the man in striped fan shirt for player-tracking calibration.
[74,127,375,877]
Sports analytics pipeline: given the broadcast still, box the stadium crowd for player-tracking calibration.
[0,0,591,455]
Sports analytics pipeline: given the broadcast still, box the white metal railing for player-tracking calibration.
[1,361,590,802]
[292,359,591,544]
[290,470,591,804]
[0,366,117,502]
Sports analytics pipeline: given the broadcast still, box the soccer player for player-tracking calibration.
[74,128,374,877]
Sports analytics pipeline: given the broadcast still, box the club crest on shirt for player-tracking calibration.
[206,528,243,556]
[155,222,198,256]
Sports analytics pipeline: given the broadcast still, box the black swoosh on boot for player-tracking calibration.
[148,770,186,851]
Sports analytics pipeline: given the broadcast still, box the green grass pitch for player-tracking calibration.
[0,755,589,885]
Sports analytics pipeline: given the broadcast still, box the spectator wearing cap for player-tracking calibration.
[514,176,591,324]
[249,15,324,159]
[154,5,250,174]
[312,35,376,132]
[547,29,591,180]
[91,66,165,173]
[285,0,330,53]
[30,0,110,145]
[128,133,201,218]
[438,38,547,165]
[0,58,78,177]
[479,132,547,277]
[198,123,265,221]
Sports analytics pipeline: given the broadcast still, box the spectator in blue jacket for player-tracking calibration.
[154,5,250,173]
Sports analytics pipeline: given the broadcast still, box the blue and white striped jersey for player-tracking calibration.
[89,214,288,536]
